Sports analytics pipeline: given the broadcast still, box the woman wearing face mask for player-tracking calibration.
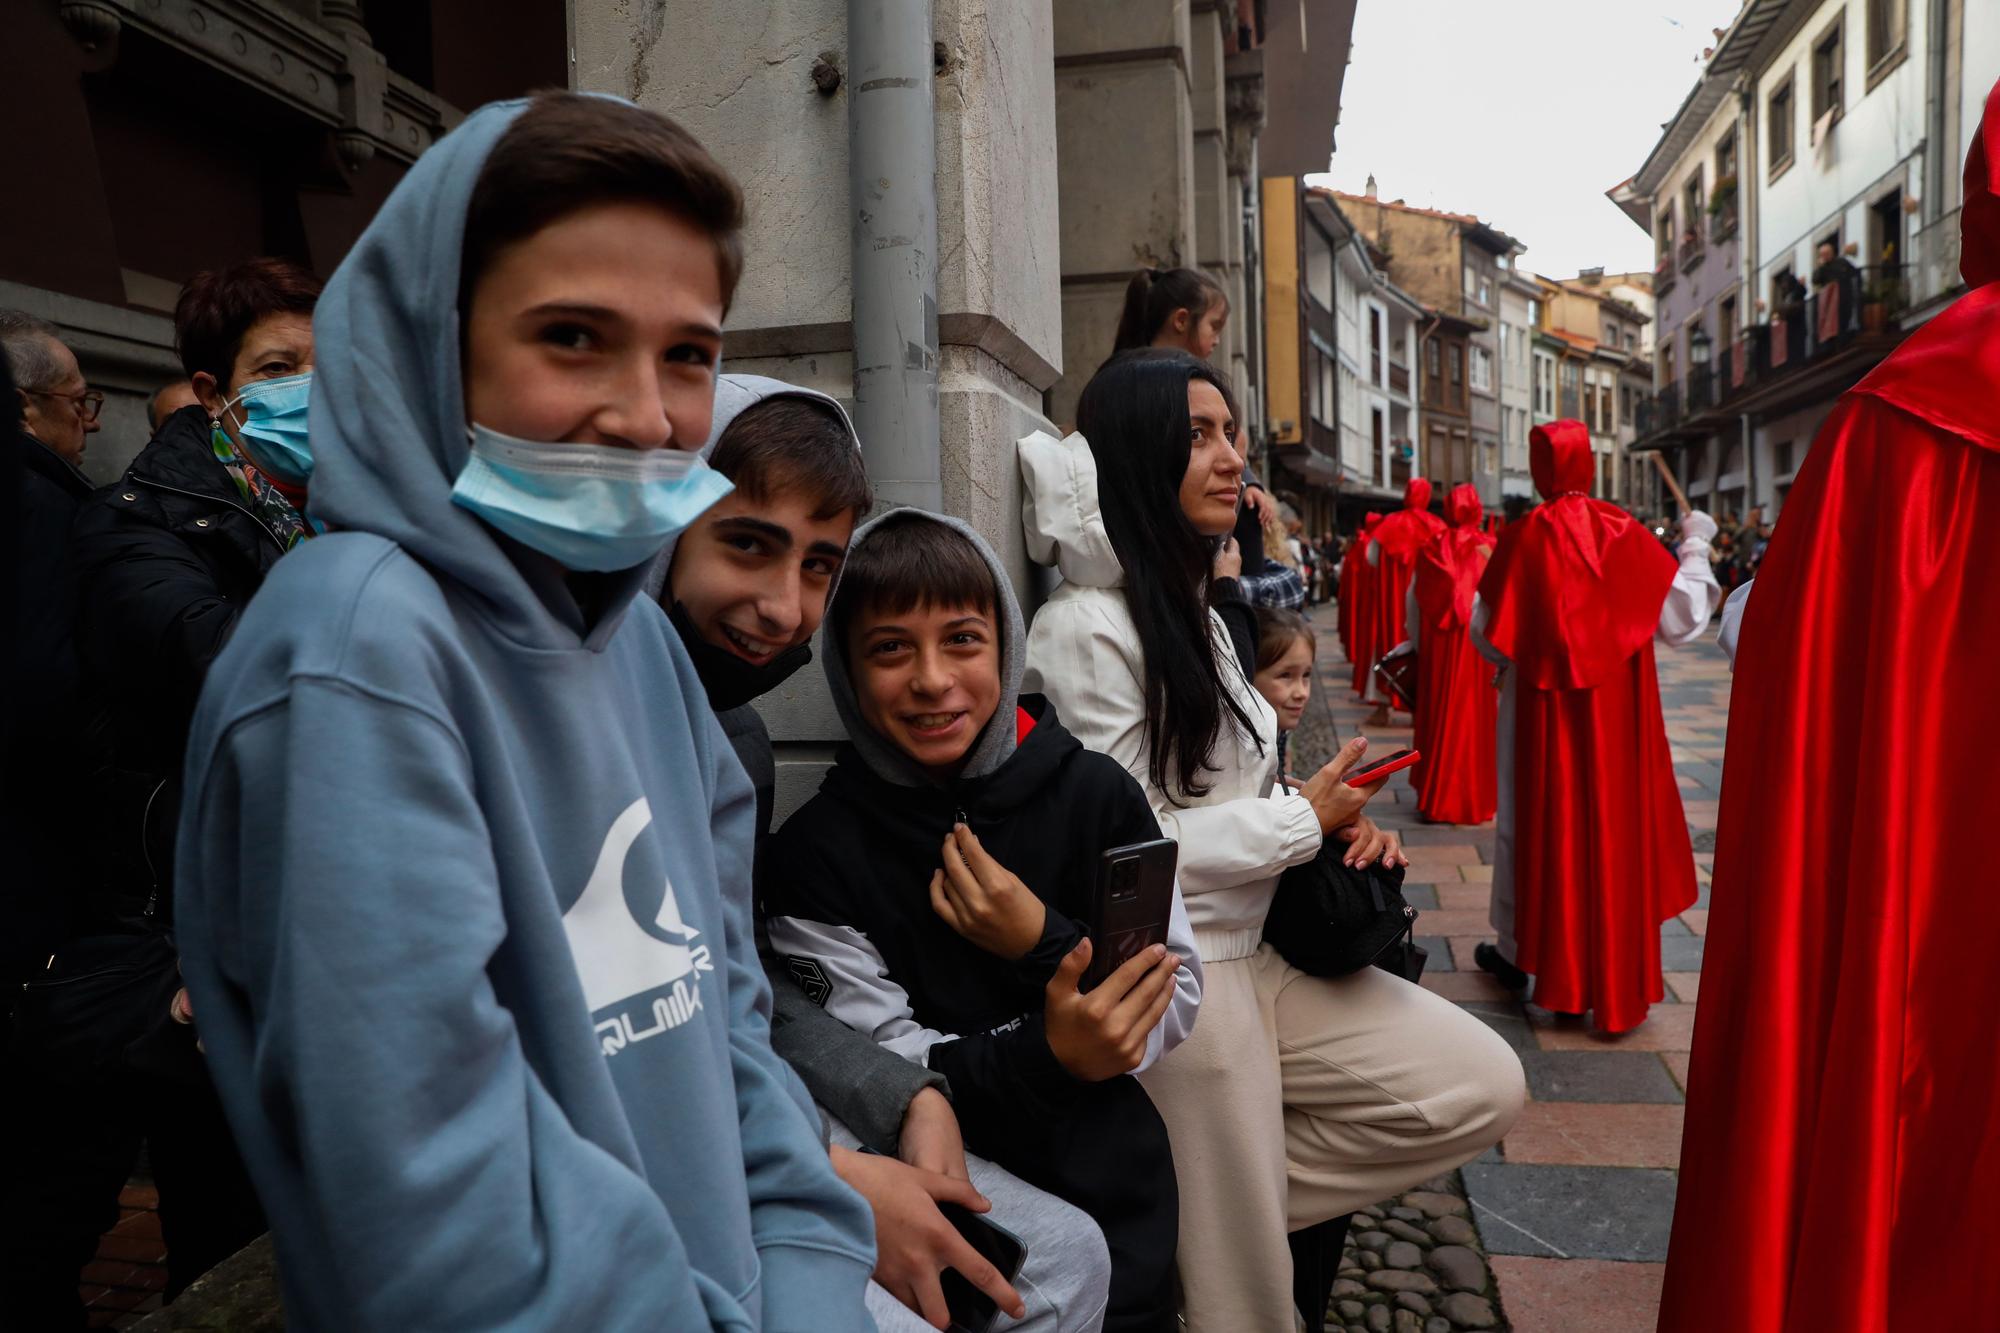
[1018,349,1525,1331]
[169,94,878,1329]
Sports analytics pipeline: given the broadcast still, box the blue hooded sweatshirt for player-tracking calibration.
[172,98,876,1331]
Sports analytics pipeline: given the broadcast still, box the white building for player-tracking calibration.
[1497,265,1539,499]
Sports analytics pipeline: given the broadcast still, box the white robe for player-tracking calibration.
[1472,538,1721,961]
[1718,580,1754,667]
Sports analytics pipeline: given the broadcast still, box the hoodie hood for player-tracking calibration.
[308,95,700,652]
[821,508,1027,788]
[1531,420,1596,497]
[1404,477,1434,511]
[642,374,865,709]
[1017,429,1124,588]
[1445,483,1482,529]
[1964,75,2000,288]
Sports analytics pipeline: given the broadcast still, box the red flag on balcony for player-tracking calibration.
[1769,316,1789,368]
[1729,338,1747,388]
[1817,280,1843,343]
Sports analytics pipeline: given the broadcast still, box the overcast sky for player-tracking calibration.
[1307,0,1750,279]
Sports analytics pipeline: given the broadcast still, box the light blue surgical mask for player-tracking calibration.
[220,372,315,487]
[451,424,733,572]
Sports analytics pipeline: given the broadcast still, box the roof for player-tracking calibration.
[1321,189,1523,254]
[1623,0,1793,198]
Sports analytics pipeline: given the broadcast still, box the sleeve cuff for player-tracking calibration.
[756,1241,879,1333]
[1015,908,1086,988]
[1276,791,1325,867]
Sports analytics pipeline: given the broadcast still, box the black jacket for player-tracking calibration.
[763,694,1180,1329]
[66,407,294,914]
[70,406,292,782]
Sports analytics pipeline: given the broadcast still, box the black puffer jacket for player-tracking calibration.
[68,406,296,911]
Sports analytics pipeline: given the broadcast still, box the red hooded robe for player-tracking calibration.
[1476,421,1694,1033]
[1411,484,1496,824]
[1365,479,1445,705]
[1659,79,2000,1333]
[1344,511,1385,693]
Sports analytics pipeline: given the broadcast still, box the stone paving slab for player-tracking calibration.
[1528,1004,1698,1053]
[1461,1163,1680,1262]
[1487,1257,1667,1333]
[1518,1050,1686,1104]
[1500,1102,1687,1168]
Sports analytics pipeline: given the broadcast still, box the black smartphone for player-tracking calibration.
[1080,837,1180,993]
[938,1202,1029,1333]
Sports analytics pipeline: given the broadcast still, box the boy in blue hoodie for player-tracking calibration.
[171,93,875,1330]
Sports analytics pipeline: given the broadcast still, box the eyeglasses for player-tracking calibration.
[25,386,105,423]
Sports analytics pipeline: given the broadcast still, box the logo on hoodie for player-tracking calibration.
[563,796,715,1058]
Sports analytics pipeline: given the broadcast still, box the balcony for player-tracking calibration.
[1558,387,1580,420]
[1635,266,1914,447]
[1654,251,1676,297]
[1678,230,1705,274]
[1389,361,1411,396]
[1709,196,1738,244]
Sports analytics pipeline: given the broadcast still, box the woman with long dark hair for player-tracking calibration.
[1018,349,1524,1331]
[1110,267,1229,361]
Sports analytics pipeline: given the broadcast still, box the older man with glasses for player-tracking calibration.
[3,311,103,469]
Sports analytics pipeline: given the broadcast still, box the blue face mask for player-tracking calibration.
[222,372,315,488]
[451,424,734,573]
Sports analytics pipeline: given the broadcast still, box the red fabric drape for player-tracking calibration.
[1662,86,2000,1328]
[1344,512,1383,693]
[1411,485,1496,823]
[1363,480,1444,705]
[1477,421,1692,1032]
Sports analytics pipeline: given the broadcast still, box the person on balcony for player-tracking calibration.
[1812,240,1862,342]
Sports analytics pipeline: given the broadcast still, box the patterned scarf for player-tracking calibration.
[210,424,313,549]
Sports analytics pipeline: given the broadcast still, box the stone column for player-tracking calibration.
[571,0,1061,822]
[1048,0,1197,426]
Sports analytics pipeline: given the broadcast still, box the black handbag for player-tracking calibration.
[1262,844,1427,983]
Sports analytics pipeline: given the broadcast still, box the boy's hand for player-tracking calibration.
[829,1145,1025,1330]
[930,825,1048,961]
[897,1087,970,1183]
[1335,815,1408,870]
[1043,940,1178,1082]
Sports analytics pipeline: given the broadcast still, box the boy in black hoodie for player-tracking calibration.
[763,509,1202,1333]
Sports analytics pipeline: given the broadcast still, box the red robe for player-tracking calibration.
[1477,421,1695,1033]
[1344,512,1384,693]
[1660,84,2000,1331]
[1366,479,1445,706]
[1411,484,1496,824]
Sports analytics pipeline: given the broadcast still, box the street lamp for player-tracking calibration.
[1689,324,1711,369]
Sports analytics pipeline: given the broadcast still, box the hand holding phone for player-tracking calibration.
[1081,838,1178,992]
[1343,748,1421,788]
[835,1147,1026,1333]
[1301,736,1390,834]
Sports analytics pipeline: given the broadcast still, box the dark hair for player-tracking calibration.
[710,397,873,522]
[462,91,745,314]
[1253,607,1316,673]
[1076,348,1259,800]
[173,259,322,392]
[1111,267,1228,355]
[830,514,996,652]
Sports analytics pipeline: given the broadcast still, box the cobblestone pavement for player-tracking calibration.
[1294,600,1730,1333]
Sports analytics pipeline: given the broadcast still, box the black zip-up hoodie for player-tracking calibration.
[761,507,1198,1332]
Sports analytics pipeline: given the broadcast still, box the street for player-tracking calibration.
[1294,601,1730,1333]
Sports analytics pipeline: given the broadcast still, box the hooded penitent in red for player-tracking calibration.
[1475,421,1693,1033]
[1410,484,1496,824]
[1659,79,2000,1333]
[1365,479,1445,704]
[1343,511,1385,693]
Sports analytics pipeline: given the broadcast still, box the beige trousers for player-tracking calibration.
[1138,944,1525,1332]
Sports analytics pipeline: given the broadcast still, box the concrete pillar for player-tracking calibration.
[1049,0,1196,426]
[572,0,1061,822]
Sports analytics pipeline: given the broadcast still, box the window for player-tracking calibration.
[1715,125,1738,184]
[1369,307,1383,385]
[1866,0,1906,76]
[1470,346,1492,393]
[1425,337,1442,406]
[1464,265,1476,299]
[1621,384,1634,425]
[1682,173,1703,246]
[1768,71,1796,176]
[1448,344,1464,409]
[1811,17,1844,125]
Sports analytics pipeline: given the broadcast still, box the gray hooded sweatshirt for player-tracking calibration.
[172,99,874,1331]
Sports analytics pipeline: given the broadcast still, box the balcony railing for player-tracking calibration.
[1636,265,1913,444]
[1389,361,1410,395]
[1654,251,1676,296]
[1679,232,1705,273]
[1709,197,1738,243]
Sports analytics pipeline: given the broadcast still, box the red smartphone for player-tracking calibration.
[1345,748,1421,788]
[1081,838,1179,993]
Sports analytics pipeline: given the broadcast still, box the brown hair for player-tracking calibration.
[709,397,873,522]
[1253,606,1315,673]
[461,91,745,314]
[830,514,996,653]
[174,258,323,392]
[1111,266,1228,356]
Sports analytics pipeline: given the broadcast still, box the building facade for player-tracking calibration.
[1618,0,2000,521]
[2,0,566,483]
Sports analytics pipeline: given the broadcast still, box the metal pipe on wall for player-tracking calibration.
[848,0,942,512]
